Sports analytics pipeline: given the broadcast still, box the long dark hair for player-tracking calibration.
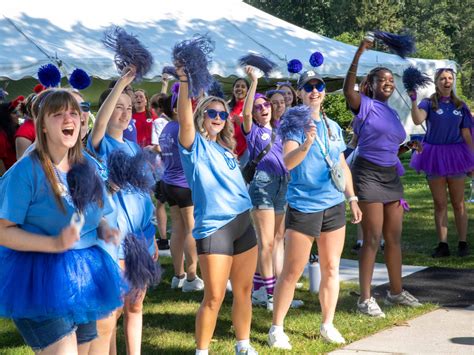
[0,103,19,146]
[228,77,250,111]
[363,67,393,99]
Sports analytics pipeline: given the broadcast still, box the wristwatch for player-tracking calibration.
[347,196,359,203]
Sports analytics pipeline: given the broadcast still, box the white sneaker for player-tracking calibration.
[235,343,258,354]
[226,279,233,292]
[182,276,204,292]
[357,297,386,318]
[266,295,274,312]
[290,299,304,309]
[320,324,346,344]
[171,273,186,289]
[251,288,267,307]
[268,328,292,350]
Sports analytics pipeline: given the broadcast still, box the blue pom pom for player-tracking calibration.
[287,59,303,74]
[238,53,277,77]
[374,31,416,58]
[402,66,433,91]
[38,64,62,88]
[107,150,131,190]
[278,105,313,141]
[162,66,177,79]
[66,160,104,213]
[172,34,215,98]
[103,27,154,81]
[0,88,7,101]
[123,233,161,293]
[207,79,224,98]
[309,52,324,67]
[69,68,92,90]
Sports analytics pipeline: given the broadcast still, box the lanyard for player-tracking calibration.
[313,117,329,158]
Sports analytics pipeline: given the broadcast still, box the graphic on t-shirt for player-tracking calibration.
[224,151,237,170]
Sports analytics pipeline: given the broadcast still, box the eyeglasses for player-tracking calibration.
[205,109,229,120]
[303,82,326,93]
[80,101,91,113]
[254,101,272,111]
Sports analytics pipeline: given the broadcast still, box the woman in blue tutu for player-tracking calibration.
[409,68,474,257]
[0,89,125,354]
[88,66,158,355]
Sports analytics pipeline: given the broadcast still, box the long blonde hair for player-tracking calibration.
[33,89,84,211]
[193,96,235,152]
[430,69,463,111]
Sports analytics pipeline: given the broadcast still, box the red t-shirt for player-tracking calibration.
[133,110,158,147]
[230,100,247,158]
[0,130,17,170]
[15,119,36,142]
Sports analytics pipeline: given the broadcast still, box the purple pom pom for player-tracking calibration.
[123,233,161,293]
[0,88,7,101]
[287,59,303,74]
[66,160,104,212]
[172,34,215,98]
[38,64,62,88]
[171,82,180,95]
[69,68,92,90]
[309,52,324,67]
[162,66,178,79]
[374,31,416,58]
[207,79,224,98]
[238,53,277,77]
[402,66,432,91]
[103,27,154,81]
[278,105,312,140]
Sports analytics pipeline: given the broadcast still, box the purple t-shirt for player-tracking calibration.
[418,98,472,145]
[352,94,406,167]
[158,121,189,188]
[244,123,287,176]
[123,119,137,143]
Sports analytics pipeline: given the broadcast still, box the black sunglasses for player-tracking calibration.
[80,101,91,113]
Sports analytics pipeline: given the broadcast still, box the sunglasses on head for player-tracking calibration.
[254,101,272,111]
[79,101,91,113]
[303,82,326,93]
[205,109,229,120]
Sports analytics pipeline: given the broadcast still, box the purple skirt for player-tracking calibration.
[410,142,474,176]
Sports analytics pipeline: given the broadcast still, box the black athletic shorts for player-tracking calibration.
[161,182,193,208]
[154,180,166,203]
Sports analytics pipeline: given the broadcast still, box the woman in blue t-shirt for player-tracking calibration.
[409,68,474,257]
[268,70,362,350]
[175,65,258,355]
[344,38,422,319]
[0,89,124,354]
[241,67,289,311]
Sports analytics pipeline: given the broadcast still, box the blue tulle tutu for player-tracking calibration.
[0,246,127,323]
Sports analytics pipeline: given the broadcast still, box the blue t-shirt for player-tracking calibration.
[0,154,109,251]
[244,123,287,176]
[159,121,189,188]
[285,117,346,213]
[179,134,252,240]
[123,119,138,143]
[87,134,155,257]
[352,94,406,167]
[418,98,472,145]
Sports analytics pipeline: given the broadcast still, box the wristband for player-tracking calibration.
[347,196,359,203]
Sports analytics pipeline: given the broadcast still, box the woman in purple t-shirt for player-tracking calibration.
[241,67,289,311]
[409,68,474,257]
[343,38,421,319]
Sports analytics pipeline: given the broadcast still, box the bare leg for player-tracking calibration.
[428,177,449,243]
[89,311,118,354]
[382,201,404,295]
[37,332,78,355]
[447,177,468,242]
[123,289,147,355]
[169,206,186,277]
[180,206,198,279]
[273,213,286,278]
[155,200,168,240]
[252,209,276,279]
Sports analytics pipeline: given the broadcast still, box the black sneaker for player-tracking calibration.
[458,242,469,257]
[158,238,170,250]
[351,242,362,254]
[432,242,450,258]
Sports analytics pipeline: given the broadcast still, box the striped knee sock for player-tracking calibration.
[253,273,264,291]
[263,276,276,296]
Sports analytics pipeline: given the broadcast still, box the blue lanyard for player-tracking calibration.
[313,117,329,158]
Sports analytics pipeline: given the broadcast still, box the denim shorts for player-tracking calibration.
[248,170,288,214]
[14,317,97,351]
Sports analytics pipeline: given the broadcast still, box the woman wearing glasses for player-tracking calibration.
[409,68,474,257]
[241,67,288,311]
[268,70,361,349]
[344,39,421,319]
[175,66,258,355]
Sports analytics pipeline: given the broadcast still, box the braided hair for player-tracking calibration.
[363,67,393,99]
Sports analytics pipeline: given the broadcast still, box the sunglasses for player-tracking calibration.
[80,101,91,113]
[205,109,229,120]
[254,101,272,111]
[303,82,326,93]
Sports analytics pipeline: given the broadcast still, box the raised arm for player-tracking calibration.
[90,66,136,150]
[343,39,373,113]
[176,66,195,150]
[408,92,428,125]
[283,124,316,170]
[160,74,170,94]
[242,66,258,134]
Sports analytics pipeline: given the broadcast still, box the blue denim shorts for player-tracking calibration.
[248,170,288,214]
[14,318,97,351]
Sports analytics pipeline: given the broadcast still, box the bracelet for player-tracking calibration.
[347,196,359,203]
[348,70,357,74]
[179,80,188,83]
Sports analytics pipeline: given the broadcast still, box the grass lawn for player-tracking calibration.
[0,153,472,354]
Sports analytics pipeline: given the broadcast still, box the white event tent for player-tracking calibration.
[0,0,456,133]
